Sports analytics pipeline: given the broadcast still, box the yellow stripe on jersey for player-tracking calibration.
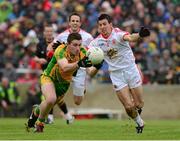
[43,44,87,82]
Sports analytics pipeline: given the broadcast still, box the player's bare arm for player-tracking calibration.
[123,27,150,42]
[123,33,140,42]
[57,58,78,72]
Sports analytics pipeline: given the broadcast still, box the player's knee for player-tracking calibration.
[73,95,83,105]
[135,100,144,109]
[74,100,82,105]
[74,101,81,105]
[124,103,135,112]
[46,97,56,106]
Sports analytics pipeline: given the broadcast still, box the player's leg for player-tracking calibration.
[72,68,86,105]
[116,87,144,133]
[110,70,138,118]
[128,65,145,133]
[130,86,144,114]
[130,86,144,133]
[110,69,144,133]
[25,104,40,132]
[73,94,83,105]
[34,82,57,132]
[57,95,74,124]
[116,86,138,119]
[46,109,54,124]
[34,75,57,132]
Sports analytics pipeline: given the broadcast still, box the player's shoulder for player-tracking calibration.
[55,44,66,52]
[54,44,67,58]
[57,29,70,37]
[80,29,93,38]
[113,27,128,34]
[114,27,122,32]
[92,34,102,41]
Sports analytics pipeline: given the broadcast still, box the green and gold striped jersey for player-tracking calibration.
[43,44,87,83]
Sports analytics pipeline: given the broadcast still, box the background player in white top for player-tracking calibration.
[89,14,150,133]
[54,13,93,105]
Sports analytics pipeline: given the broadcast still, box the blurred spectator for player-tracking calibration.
[19,77,41,117]
[1,47,19,68]
[0,1,12,23]
[135,50,149,84]
[147,51,161,84]
[7,2,25,23]
[158,49,175,84]
[0,77,20,117]
[1,62,17,81]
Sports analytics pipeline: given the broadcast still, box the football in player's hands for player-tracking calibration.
[86,47,104,65]
[93,60,104,70]
[139,27,150,37]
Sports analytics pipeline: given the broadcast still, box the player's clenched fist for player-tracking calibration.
[139,26,150,37]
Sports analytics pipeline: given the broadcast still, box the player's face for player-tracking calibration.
[69,15,81,33]
[98,19,112,37]
[68,40,81,55]
[44,27,54,43]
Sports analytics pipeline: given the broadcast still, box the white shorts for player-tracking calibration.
[110,65,142,91]
[72,67,86,96]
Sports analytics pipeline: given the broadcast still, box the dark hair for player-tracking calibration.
[67,33,82,44]
[69,12,81,22]
[44,21,53,27]
[41,21,53,32]
[98,13,112,23]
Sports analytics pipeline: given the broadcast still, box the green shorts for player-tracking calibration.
[40,74,70,97]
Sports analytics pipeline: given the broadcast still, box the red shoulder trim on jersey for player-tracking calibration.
[91,34,101,42]
[114,28,121,32]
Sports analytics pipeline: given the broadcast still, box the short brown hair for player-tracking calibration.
[69,12,81,22]
[67,33,82,44]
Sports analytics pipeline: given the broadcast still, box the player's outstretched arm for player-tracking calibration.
[124,27,150,42]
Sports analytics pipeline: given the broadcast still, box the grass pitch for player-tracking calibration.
[0,118,180,140]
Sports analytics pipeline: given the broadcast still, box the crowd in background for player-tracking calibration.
[0,0,179,116]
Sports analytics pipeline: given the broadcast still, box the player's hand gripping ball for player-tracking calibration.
[86,47,104,65]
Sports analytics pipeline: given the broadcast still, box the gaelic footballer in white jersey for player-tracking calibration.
[89,27,142,90]
[88,13,150,133]
[54,29,93,49]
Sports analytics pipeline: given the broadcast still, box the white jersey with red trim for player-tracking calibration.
[54,28,93,48]
[89,28,136,71]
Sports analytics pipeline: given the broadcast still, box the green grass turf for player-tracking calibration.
[0,118,180,140]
